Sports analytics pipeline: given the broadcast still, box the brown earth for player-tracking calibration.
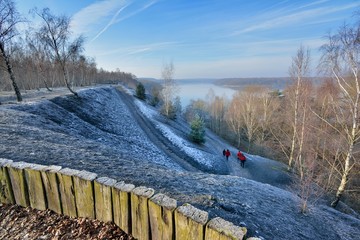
[0,203,134,240]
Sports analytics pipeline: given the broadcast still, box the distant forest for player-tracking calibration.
[214,77,324,90]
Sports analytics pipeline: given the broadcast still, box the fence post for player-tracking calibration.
[174,203,208,240]
[112,181,135,234]
[131,186,155,240]
[40,165,62,214]
[73,170,97,219]
[7,162,31,207]
[24,163,47,210]
[0,159,14,204]
[94,177,117,222]
[149,193,177,240]
[57,168,80,217]
[205,217,247,240]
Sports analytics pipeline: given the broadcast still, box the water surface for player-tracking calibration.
[178,83,236,108]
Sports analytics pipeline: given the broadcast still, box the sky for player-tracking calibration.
[16,0,360,79]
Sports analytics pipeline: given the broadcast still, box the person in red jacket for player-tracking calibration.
[225,149,231,160]
[237,150,246,168]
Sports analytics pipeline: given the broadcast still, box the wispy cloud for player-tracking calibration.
[71,0,160,42]
[94,41,179,57]
[233,1,360,35]
[91,4,129,42]
[293,0,330,11]
[71,0,128,35]
[113,0,159,24]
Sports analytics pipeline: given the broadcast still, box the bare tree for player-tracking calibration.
[206,89,227,135]
[226,92,243,148]
[184,99,208,123]
[26,30,53,91]
[319,22,360,207]
[255,86,280,144]
[287,46,311,171]
[0,0,22,101]
[160,61,178,119]
[239,86,262,151]
[33,8,84,96]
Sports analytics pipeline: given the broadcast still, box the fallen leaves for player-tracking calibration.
[0,204,134,240]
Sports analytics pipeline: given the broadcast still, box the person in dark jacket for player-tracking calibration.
[225,149,231,160]
[237,150,246,168]
[223,149,226,157]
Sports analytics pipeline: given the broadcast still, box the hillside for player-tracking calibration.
[0,86,359,239]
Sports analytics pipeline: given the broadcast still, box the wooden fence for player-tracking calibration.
[0,159,247,240]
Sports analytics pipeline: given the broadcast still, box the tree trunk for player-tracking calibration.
[61,62,77,96]
[297,99,308,180]
[288,75,301,171]
[331,146,352,207]
[42,77,52,91]
[331,92,358,207]
[0,42,22,102]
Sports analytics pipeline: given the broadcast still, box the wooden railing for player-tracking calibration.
[0,159,247,240]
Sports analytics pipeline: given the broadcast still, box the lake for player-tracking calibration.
[178,83,236,108]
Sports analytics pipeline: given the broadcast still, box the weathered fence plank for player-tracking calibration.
[40,165,62,214]
[205,217,247,240]
[131,186,155,240]
[149,193,177,240]
[112,181,135,234]
[57,168,80,217]
[7,162,31,207]
[0,159,14,204]
[24,163,47,210]
[174,203,208,240]
[94,177,117,222]
[73,170,97,219]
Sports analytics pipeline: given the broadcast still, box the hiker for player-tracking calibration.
[237,150,246,168]
[223,149,226,157]
[225,149,231,160]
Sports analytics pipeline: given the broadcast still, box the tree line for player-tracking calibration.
[184,19,359,212]
[0,0,137,100]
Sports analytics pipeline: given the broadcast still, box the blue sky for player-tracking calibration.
[16,0,360,79]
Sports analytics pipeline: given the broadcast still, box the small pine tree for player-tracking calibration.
[189,115,205,144]
[136,82,146,100]
[150,95,159,106]
[150,86,160,106]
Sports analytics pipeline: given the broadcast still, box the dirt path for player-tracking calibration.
[204,127,292,189]
[115,87,200,172]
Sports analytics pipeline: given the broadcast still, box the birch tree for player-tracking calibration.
[0,0,22,101]
[256,86,280,144]
[226,92,243,148]
[319,22,360,207]
[287,46,311,171]
[206,89,226,135]
[160,61,177,119]
[34,8,84,96]
[26,31,53,91]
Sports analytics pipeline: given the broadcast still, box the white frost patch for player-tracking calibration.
[135,98,212,168]
[156,123,211,167]
[135,98,158,119]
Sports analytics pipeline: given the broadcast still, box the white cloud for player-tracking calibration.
[71,0,159,41]
[91,41,179,57]
[71,0,128,35]
[233,2,360,35]
[91,4,129,42]
[113,0,159,24]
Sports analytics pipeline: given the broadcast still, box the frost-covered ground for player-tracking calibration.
[0,86,359,239]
